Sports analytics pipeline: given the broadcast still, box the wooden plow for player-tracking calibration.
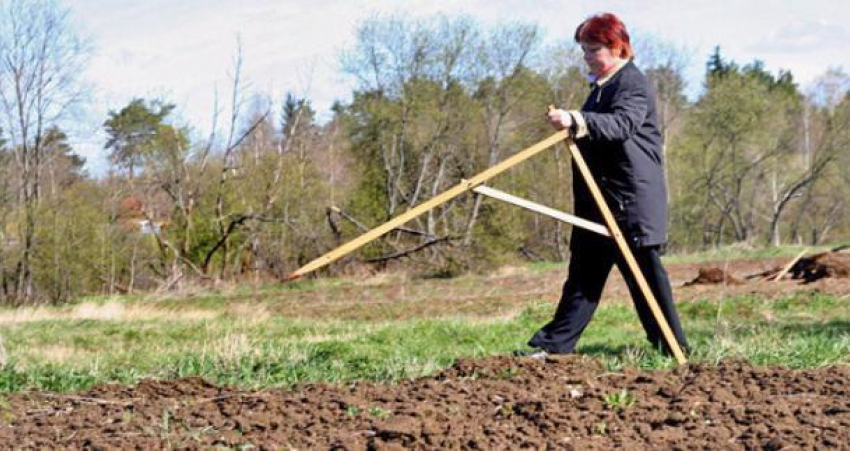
[287,115,688,365]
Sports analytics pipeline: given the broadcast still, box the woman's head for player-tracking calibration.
[574,13,632,76]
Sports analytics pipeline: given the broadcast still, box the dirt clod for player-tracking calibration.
[791,251,850,282]
[684,267,743,286]
[753,251,850,283]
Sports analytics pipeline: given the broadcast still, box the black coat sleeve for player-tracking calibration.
[582,76,649,142]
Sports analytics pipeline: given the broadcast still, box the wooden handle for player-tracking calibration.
[562,137,688,365]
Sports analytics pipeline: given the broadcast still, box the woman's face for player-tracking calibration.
[580,41,619,77]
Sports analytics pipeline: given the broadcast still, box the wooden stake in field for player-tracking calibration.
[773,247,810,281]
[287,109,687,364]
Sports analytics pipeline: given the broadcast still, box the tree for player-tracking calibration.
[0,0,89,303]
[200,45,273,280]
[787,82,850,245]
[807,67,850,110]
[669,50,815,248]
[341,14,485,268]
[101,99,180,291]
[104,98,175,183]
[463,22,544,246]
[635,34,691,145]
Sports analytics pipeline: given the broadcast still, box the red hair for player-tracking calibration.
[574,13,633,59]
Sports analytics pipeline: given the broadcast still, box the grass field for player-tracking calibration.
[1,246,849,393]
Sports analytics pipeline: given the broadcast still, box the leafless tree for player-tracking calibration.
[0,0,89,303]
[463,22,543,245]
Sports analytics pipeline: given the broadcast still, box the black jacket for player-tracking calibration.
[572,59,667,248]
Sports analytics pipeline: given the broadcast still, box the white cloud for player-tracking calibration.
[749,20,850,54]
[66,0,850,174]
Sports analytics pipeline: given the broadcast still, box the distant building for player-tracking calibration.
[117,195,167,235]
[136,219,163,235]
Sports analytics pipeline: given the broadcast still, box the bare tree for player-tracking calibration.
[205,43,271,279]
[462,22,543,245]
[788,85,850,244]
[342,15,482,257]
[342,14,438,218]
[0,0,89,303]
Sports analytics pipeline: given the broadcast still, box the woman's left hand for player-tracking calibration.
[547,108,572,131]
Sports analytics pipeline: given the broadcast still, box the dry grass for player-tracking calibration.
[299,331,364,344]
[0,300,218,325]
[28,345,88,365]
[489,265,532,279]
[139,278,231,303]
[359,271,410,286]
[211,333,255,365]
[226,302,271,323]
[456,309,528,325]
[8,344,101,370]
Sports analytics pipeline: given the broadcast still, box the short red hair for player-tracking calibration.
[574,13,633,59]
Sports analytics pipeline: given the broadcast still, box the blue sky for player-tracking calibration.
[68,0,850,173]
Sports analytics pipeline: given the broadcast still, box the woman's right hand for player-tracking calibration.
[547,108,572,131]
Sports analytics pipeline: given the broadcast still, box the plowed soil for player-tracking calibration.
[262,255,850,321]
[3,254,850,449]
[2,356,850,449]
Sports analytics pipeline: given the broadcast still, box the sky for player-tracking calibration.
[67,0,850,174]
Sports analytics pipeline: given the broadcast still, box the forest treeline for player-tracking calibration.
[1,1,849,304]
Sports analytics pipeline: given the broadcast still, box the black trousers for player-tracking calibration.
[528,237,689,356]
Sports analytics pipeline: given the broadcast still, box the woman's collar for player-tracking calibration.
[588,57,630,86]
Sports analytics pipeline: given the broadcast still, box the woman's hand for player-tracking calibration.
[547,108,572,131]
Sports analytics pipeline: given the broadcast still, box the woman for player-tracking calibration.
[526,13,688,356]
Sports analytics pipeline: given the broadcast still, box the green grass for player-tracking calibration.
[603,388,638,410]
[0,314,535,391]
[0,256,850,394]
[2,287,849,393]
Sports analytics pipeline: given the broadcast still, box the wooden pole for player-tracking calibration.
[472,185,609,237]
[554,108,687,364]
[286,130,569,280]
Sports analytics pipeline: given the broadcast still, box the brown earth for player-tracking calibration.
[2,356,850,449]
[3,254,850,449]
[258,255,850,322]
[790,251,850,282]
[684,267,744,286]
